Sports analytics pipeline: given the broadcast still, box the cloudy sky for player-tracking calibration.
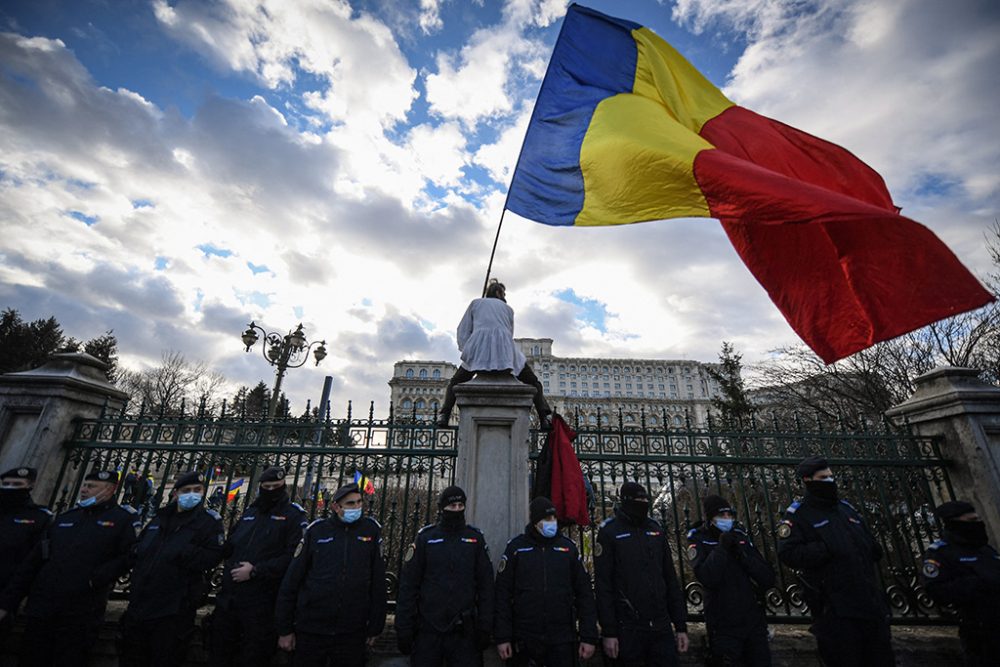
[1,0,997,412]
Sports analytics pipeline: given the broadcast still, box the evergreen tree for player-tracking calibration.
[706,341,754,428]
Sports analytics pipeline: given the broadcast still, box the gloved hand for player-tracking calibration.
[397,633,414,655]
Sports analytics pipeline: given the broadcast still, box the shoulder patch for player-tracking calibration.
[366,516,382,529]
[599,516,615,529]
[121,505,138,514]
[594,541,603,558]
[785,500,801,514]
[417,523,435,534]
[306,518,325,530]
[777,521,792,539]
[498,555,507,573]
[686,528,697,540]
[404,543,416,562]
[839,499,858,512]
[206,509,222,520]
[929,540,947,550]
[922,559,940,578]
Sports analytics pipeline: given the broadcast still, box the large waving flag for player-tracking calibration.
[506,4,993,363]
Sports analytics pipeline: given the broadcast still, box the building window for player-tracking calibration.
[433,369,441,380]
[560,382,566,388]
[570,382,577,388]
[588,414,598,425]
[415,399,425,409]
[674,415,683,425]
[402,399,412,409]
[625,413,636,423]
[405,369,414,378]
[582,391,589,397]
[419,369,428,379]
[431,400,439,411]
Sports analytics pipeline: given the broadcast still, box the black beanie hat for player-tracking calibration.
[174,470,206,488]
[438,485,467,510]
[1,467,37,482]
[85,469,120,484]
[530,496,557,524]
[259,466,286,483]
[702,494,733,520]
[935,500,975,521]
[619,481,647,501]
[795,456,829,479]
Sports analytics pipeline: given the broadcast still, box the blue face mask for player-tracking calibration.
[79,496,97,507]
[540,520,558,538]
[713,517,734,533]
[177,492,203,511]
[342,508,362,524]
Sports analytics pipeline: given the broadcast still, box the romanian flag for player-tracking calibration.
[353,470,375,495]
[226,478,244,502]
[507,4,993,363]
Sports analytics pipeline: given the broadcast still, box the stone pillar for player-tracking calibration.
[0,352,127,504]
[454,372,536,565]
[886,367,1000,546]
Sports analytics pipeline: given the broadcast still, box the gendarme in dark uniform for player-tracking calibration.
[0,467,51,598]
[0,469,138,666]
[120,470,225,667]
[211,466,307,667]
[595,481,689,667]
[687,494,775,667]
[396,485,494,666]
[494,496,598,666]
[776,456,893,667]
[275,482,387,666]
[920,500,1000,667]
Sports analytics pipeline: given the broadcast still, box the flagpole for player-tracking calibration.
[482,207,509,296]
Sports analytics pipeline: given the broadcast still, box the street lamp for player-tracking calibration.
[241,321,327,420]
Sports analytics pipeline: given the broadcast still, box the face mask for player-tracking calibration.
[0,487,29,507]
[441,509,465,530]
[622,499,650,523]
[540,520,558,538]
[945,519,988,547]
[177,492,203,511]
[713,517,734,533]
[805,479,838,502]
[79,496,98,507]
[342,508,362,524]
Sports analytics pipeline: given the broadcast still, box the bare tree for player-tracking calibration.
[117,351,232,415]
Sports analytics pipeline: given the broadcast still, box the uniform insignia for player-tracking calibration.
[553,546,570,552]
[97,520,115,527]
[270,515,286,520]
[217,533,225,546]
[293,541,304,558]
[922,559,939,578]
[357,536,373,542]
[848,517,860,524]
[317,537,334,544]
[687,544,698,561]
[57,522,73,528]
[646,531,662,536]
[615,533,631,539]
[777,521,792,539]
[812,519,830,528]
[461,537,478,543]
[18,468,28,476]
[498,556,507,573]
[594,542,603,558]
[98,472,110,480]
[404,543,416,562]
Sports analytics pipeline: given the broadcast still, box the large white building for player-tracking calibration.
[389,338,722,427]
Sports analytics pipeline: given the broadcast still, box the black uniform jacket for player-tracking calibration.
[920,533,1000,634]
[0,500,138,618]
[0,494,51,591]
[274,515,387,638]
[687,522,775,634]
[776,494,887,621]
[216,493,306,611]
[594,510,688,637]
[395,521,494,639]
[126,502,225,621]
[494,524,598,646]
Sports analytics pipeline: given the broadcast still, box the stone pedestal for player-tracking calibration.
[886,367,1000,546]
[453,371,536,566]
[0,353,126,504]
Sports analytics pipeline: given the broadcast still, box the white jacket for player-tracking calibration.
[456,298,526,374]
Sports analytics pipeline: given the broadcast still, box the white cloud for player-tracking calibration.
[419,0,444,34]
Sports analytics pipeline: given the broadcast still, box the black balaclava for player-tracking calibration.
[619,481,650,524]
[936,500,987,547]
[257,466,287,509]
[804,479,838,503]
[439,485,467,531]
[0,487,30,509]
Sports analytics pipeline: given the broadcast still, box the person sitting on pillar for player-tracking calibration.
[595,481,689,666]
[0,469,139,666]
[211,466,307,667]
[437,280,552,428]
[687,494,775,666]
[0,467,51,641]
[396,485,494,666]
[494,496,598,666]
[120,470,225,667]
[920,500,1000,667]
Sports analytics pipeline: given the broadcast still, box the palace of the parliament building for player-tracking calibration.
[388,338,722,428]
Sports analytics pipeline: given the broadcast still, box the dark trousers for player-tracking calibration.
[293,631,366,667]
[18,614,101,667]
[959,627,1000,667]
[709,626,771,666]
[616,627,678,667]
[441,365,551,420]
[811,616,893,667]
[209,603,278,667]
[119,613,197,667]
[411,629,483,667]
[512,641,577,667]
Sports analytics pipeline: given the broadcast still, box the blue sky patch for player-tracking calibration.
[65,210,97,226]
[554,288,612,333]
[132,199,154,209]
[154,256,168,270]
[197,243,233,259]
[247,261,273,275]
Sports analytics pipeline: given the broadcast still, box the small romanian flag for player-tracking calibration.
[353,471,375,495]
[226,478,244,502]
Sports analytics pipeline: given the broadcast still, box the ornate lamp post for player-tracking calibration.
[241,321,327,420]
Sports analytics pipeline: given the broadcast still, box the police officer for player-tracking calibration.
[396,485,494,666]
[687,494,775,666]
[211,466,307,667]
[274,482,386,666]
[595,481,689,666]
[120,470,225,667]
[776,456,893,667]
[494,496,598,666]
[920,500,1000,666]
[0,469,138,666]
[0,467,51,641]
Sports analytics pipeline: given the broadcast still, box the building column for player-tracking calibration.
[0,352,127,505]
[886,367,1000,546]
[454,371,536,565]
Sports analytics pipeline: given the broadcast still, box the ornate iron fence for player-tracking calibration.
[531,409,957,624]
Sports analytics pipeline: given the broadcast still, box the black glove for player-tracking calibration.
[397,633,414,655]
[719,531,740,552]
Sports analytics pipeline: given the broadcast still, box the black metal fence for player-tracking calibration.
[54,403,955,623]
